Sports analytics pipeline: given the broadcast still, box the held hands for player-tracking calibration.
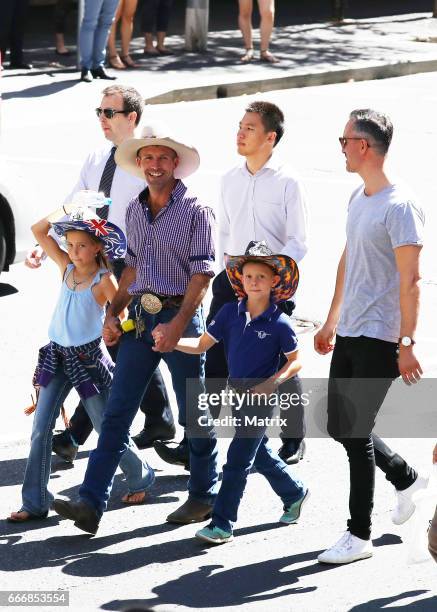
[103,315,122,346]
[314,322,336,355]
[152,319,183,353]
[398,347,423,385]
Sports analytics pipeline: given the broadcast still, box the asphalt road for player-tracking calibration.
[0,72,437,611]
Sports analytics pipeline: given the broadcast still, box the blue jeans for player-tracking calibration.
[79,0,119,69]
[212,405,306,533]
[79,305,219,515]
[21,368,154,516]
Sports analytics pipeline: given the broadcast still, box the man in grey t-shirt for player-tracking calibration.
[314,109,427,565]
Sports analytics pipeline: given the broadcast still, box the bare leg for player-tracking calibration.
[156,31,168,52]
[144,31,158,54]
[258,0,278,62]
[120,0,138,64]
[107,0,126,68]
[238,0,254,61]
[55,32,69,54]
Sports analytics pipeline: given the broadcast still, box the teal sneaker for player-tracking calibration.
[195,526,233,545]
[279,489,310,524]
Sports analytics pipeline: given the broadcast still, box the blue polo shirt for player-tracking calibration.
[206,299,298,385]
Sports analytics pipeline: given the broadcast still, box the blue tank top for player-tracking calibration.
[48,264,107,347]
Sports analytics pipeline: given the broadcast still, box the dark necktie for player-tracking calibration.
[97,146,116,219]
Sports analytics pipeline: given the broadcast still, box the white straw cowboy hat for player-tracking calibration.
[115,122,200,180]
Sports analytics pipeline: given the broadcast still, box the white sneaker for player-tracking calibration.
[391,475,429,525]
[318,532,373,564]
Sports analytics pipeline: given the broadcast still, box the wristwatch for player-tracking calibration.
[398,336,416,347]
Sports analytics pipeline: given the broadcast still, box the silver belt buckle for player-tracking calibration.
[140,293,162,314]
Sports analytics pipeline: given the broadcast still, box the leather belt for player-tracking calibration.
[139,292,184,314]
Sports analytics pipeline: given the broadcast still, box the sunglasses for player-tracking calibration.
[95,107,129,119]
[338,136,371,148]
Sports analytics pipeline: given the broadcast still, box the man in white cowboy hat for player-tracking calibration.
[53,123,219,532]
[156,99,309,469]
[26,85,176,465]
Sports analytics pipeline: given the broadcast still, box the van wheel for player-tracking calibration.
[0,218,7,273]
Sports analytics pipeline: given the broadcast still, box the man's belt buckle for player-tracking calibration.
[140,293,162,314]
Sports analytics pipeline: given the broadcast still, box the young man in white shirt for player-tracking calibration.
[26,85,175,462]
[155,100,308,467]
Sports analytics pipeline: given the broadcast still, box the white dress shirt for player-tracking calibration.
[64,144,146,235]
[218,153,309,268]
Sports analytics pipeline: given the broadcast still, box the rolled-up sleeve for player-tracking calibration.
[188,206,216,277]
[124,200,138,268]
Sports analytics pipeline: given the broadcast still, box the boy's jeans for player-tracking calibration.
[79,305,219,515]
[212,400,306,533]
[22,368,153,516]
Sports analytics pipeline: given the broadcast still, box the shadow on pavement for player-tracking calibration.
[0,283,18,297]
[101,533,405,609]
[0,522,205,573]
[0,451,88,488]
[2,79,78,100]
[348,590,436,610]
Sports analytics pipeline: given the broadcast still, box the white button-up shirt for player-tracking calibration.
[64,144,146,235]
[218,154,308,268]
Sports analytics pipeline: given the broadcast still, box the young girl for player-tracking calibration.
[8,205,154,523]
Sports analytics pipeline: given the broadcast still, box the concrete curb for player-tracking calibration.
[145,57,437,104]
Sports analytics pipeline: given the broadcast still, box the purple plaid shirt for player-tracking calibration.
[125,180,215,296]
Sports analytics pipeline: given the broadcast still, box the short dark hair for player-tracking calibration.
[102,85,144,126]
[245,101,285,146]
[349,108,393,155]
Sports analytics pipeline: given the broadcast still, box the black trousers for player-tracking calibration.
[0,0,29,65]
[205,270,305,447]
[328,335,417,540]
[141,0,173,33]
[61,258,174,446]
[54,0,74,35]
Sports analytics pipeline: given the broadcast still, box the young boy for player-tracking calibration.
[155,241,309,544]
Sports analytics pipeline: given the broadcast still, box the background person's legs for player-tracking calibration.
[156,0,173,52]
[258,0,276,60]
[238,0,254,61]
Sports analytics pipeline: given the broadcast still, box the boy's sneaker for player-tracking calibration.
[391,475,429,525]
[279,489,310,524]
[318,531,373,564]
[195,526,233,545]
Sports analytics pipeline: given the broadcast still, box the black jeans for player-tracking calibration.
[141,0,173,33]
[205,270,305,447]
[61,258,174,446]
[328,335,417,540]
[0,0,29,65]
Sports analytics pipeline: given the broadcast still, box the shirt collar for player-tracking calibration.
[138,178,187,209]
[239,151,282,176]
[237,298,278,321]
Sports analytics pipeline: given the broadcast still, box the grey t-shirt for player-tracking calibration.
[337,183,424,343]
